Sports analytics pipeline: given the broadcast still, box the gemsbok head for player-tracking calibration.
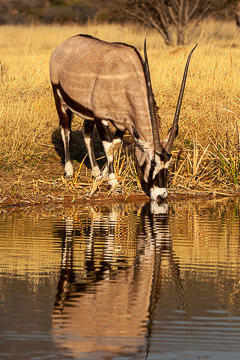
[50,34,197,201]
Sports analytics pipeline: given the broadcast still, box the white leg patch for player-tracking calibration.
[112,138,121,152]
[102,141,114,163]
[61,127,70,145]
[84,137,101,178]
[108,173,119,188]
[101,120,109,127]
[65,160,73,177]
[92,166,102,179]
[101,165,108,178]
[84,137,91,148]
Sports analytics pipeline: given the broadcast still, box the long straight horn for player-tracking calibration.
[144,39,162,154]
[165,43,198,154]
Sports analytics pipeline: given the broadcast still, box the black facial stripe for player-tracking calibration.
[153,168,168,188]
[139,155,169,195]
[149,161,155,185]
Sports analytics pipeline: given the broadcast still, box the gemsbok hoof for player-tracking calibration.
[109,186,122,194]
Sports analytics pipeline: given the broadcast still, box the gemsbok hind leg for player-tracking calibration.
[95,120,122,191]
[82,120,102,180]
[52,86,73,177]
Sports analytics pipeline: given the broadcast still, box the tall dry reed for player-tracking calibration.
[0,21,240,196]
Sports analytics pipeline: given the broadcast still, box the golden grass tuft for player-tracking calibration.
[0,21,240,201]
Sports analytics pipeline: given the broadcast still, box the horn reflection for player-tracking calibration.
[52,203,184,360]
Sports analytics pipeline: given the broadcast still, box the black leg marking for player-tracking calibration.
[52,85,73,177]
[113,129,125,153]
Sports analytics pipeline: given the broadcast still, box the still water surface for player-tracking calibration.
[1,199,240,360]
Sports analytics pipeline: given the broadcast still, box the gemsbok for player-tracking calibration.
[50,34,197,201]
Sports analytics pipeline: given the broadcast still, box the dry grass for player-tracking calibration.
[0,20,240,202]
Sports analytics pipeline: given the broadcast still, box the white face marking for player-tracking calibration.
[150,186,168,201]
[144,153,153,183]
[152,157,172,180]
[138,151,146,167]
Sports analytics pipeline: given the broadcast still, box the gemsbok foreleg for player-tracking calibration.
[100,128,125,180]
[52,86,73,177]
[82,120,102,180]
[95,120,121,191]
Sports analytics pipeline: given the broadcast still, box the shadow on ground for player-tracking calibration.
[51,128,107,171]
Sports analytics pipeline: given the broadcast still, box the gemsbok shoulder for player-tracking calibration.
[50,34,197,201]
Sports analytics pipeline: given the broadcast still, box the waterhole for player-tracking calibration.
[0,198,240,360]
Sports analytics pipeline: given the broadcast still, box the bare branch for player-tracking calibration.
[115,0,240,46]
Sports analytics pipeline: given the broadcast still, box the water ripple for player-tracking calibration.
[1,199,240,359]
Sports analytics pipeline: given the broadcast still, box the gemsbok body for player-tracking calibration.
[50,34,197,201]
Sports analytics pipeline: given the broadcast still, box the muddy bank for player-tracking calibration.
[1,189,238,211]
[1,153,239,210]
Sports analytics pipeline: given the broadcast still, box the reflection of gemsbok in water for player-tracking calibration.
[52,203,185,360]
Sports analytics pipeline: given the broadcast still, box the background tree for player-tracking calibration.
[103,0,240,46]
[0,0,240,36]
[227,0,240,26]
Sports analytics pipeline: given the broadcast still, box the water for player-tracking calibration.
[1,199,240,360]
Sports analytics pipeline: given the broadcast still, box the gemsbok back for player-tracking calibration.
[50,34,197,201]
